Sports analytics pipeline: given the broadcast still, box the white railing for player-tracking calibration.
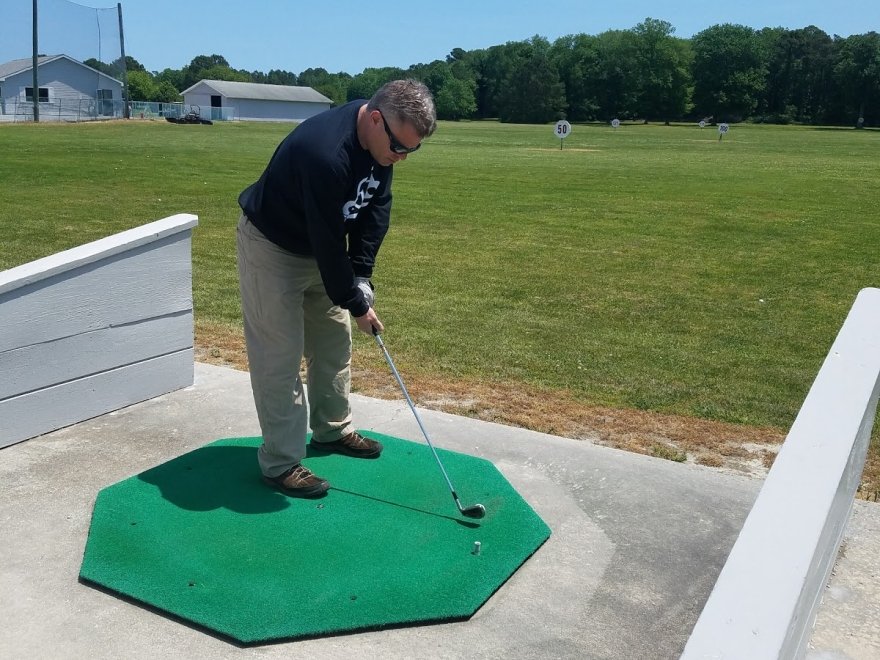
[681,287,880,659]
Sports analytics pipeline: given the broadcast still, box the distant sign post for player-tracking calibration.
[718,122,729,141]
[554,120,571,150]
[611,118,620,130]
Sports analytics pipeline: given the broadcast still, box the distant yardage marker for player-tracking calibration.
[554,120,571,150]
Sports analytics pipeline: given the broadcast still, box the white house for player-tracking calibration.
[180,80,333,122]
[0,54,124,122]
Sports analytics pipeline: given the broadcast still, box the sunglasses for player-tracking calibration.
[380,113,421,154]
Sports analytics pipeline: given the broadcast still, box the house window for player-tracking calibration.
[25,87,49,103]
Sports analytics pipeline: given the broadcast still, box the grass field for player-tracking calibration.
[1,119,878,496]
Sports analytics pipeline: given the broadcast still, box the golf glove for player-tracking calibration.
[356,277,375,308]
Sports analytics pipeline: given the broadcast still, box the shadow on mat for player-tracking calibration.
[329,487,481,528]
[136,443,478,526]
[138,445,290,515]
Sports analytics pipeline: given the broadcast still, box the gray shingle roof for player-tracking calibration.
[182,80,332,104]
[0,55,57,80]
[0,54,121,83]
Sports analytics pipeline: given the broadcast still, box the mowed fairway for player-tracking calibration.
[1,119,878,492]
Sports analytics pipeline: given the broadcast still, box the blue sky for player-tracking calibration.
[2,0,878,74]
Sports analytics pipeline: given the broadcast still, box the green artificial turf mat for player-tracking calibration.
[79,432,550,643]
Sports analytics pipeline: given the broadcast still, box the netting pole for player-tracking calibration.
[32,0,39,122]
[118,3,129,119]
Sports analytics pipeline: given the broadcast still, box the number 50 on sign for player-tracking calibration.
[554,120,572,149]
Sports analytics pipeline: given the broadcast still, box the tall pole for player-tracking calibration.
[32,0,39,122]
[117,3,129,119]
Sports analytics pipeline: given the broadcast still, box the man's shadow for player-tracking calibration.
[136,440,479,527]
[137,441,295,515]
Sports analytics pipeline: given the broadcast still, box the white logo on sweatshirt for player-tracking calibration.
[342,169,380,221]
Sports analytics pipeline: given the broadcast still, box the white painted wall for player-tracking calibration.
[181,91,216,117]
[235,98,329,122]
[181,90,330,122]
[0,214,198,448]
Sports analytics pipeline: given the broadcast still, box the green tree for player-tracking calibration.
[181,54,232,88]
[196,64,250,83]
[452,48,488,117]
[466,43,526,119]
[593,29,641,119]
[404,58,477,120]
[266,69,297,86]
[154,67,185,91]
[297,68,351,106]
[444,48,481,88]
[691,24,767,121]
[550,34,601,121]
[757,26,835,123]
[83,57,113,75]
[632,18,692,121]
[154,81,181,103]
[407,59,453,98]
[126,69,156,101]
[187,54,230,70]
[497,38,566,123]
[435,76,477,120]
[346,67,407,101]
[833,32,880,126]
[123,55,146,72]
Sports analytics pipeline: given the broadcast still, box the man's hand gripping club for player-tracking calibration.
[353,277,382,335]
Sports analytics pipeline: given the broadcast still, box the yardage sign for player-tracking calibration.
[554,120,571,150]
[718,123,729,135]
[554,120,571,138]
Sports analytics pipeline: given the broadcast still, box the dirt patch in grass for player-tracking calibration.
[195,321,879,499]
[347,365,785,479]
[527,147,603,152]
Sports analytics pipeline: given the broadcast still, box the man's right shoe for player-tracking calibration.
[263,464,329,498]
[310,431,383,459]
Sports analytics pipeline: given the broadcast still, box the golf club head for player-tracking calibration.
[461,504,486,519]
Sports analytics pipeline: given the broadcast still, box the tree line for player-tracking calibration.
[91,18,880,126]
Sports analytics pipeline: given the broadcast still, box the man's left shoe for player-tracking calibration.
[311,431,383,459]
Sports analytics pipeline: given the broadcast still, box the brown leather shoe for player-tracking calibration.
[311,431,383,459]
[263,464,329,498]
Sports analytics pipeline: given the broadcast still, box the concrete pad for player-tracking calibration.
[808,501,880,660]
[1,362,876,659]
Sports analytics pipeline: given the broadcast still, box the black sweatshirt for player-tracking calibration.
[238,100,392,318]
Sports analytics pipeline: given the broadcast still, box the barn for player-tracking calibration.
[180,79,333,122]
[0,54,124,122]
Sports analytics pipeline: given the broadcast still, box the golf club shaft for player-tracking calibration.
[372,332,464,509]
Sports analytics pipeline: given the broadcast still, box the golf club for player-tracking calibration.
[372,329,486,519]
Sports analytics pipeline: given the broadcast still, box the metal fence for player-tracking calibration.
[0,99,236,123]
[130,102,236,122]
[0,98,128,123]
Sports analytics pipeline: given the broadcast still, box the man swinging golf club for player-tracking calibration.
[236,80,436,498]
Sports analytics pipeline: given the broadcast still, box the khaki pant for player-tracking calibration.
[236,214,354,477]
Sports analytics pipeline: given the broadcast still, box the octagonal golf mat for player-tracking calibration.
[79,431,550,644]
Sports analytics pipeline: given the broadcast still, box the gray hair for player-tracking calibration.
[367,79,437,139]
